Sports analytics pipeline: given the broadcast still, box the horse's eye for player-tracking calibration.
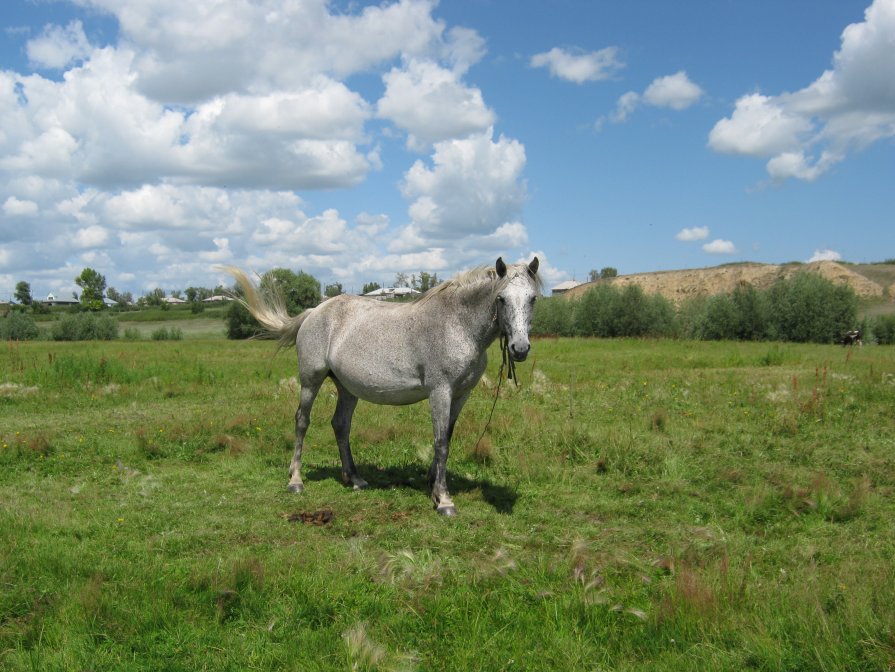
[529,296,537,305]
[497,295,506,303]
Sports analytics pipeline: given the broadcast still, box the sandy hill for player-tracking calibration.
[562,261,895,304]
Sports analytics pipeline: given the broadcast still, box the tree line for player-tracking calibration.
[533,271,895,345]
[7,265,895,345]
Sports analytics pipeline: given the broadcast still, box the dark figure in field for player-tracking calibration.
[842,329,862,346]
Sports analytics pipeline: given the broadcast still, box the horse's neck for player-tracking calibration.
[424,284,499,347]
[459,286,501,346]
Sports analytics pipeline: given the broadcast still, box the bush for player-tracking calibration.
[0,312,40,340]
[50,313,119,341]
[151,326,184,341]
[765,272,857,343]
[123,327,142,340]
[532,296,574,336]
[693,293,739,340]
[572,284,675,338]
[225,302,265,340]
[871,314,895,345]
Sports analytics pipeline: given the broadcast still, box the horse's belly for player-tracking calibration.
[331,362,429,406]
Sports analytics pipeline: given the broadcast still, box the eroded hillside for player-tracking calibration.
[562,261,895,304]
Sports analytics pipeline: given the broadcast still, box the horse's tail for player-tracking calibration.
[223,266,312,351]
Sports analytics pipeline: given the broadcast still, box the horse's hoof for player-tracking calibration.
[436,505,457,517]
[287,482,304,494]
[344,474,369,490]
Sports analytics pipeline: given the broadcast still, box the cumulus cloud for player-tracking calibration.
[607,70,703,123]
[0,0,536,295]
[642,71,705,110]
[675,226,710,242]
[378,60,494,150]
[3,196,38,216]
[530,46,623,83]
[702,239,737,254]
[808,248,842,262]
[73,225,109,248]
[709,0,895,181]
[27,20,92,69]
[401,129,527,238]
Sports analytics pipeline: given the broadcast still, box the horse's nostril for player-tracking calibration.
[510,342,530,359]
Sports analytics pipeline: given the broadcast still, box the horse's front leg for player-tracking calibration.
[428,389,469,516]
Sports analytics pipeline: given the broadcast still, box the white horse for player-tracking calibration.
[227,257,541,515]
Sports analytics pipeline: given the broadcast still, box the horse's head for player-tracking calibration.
[495,256,540,362]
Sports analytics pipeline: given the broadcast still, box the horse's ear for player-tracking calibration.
[496,257,507,278]
[528,256,539,276]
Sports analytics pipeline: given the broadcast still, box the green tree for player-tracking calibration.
[730,283,766,340]
[362,282,381,295]
[106,286,122,304]
[695,293,740,340]
[532,296,574,336]
[324,282,343,298]
[765,272,857,343]
[600,267,618,279]
[139,288,166,308]
[15,281,32,306]
[185,286,212,302]
[574,284,619,337]
[418,271,438,292]
[260,268,321,314]
[75,268,106,311]
[871,315,895,345]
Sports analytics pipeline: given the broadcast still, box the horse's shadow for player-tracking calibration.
[303,463,518,514]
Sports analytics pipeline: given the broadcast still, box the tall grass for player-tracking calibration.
[1,338,894,670]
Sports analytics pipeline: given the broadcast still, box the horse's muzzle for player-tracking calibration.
[509,342,530,362]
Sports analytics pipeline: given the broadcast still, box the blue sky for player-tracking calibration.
[1,0,893,300]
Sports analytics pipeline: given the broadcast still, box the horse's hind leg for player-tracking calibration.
[331,379,368,490]
[289,379,321,493]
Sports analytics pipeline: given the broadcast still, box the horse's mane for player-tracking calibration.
[415,262,543,305]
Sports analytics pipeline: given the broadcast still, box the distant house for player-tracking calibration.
[162,296,187,304]
[202,295,233,303]
[550,280,581,296]
[363,287,421,300]
[44,293,79,306]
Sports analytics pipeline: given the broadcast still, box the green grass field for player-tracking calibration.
[2,337,894,670]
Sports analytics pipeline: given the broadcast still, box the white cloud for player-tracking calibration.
[608,71,703,123]
[708,93,812,157]
[702,239,737,254]
[73,225,109,248]
[378,60,494,150]
[3,196,38,216]
[27,20,92,69]
[610,91,641,123]
[401,129,527,238]
[676,226,710,242]
[642,71,704,110]
[198,237,232,262]
[530,46,623,84]
[0,0,539,293]
[709,0,895,181]
[808,248,842,262]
